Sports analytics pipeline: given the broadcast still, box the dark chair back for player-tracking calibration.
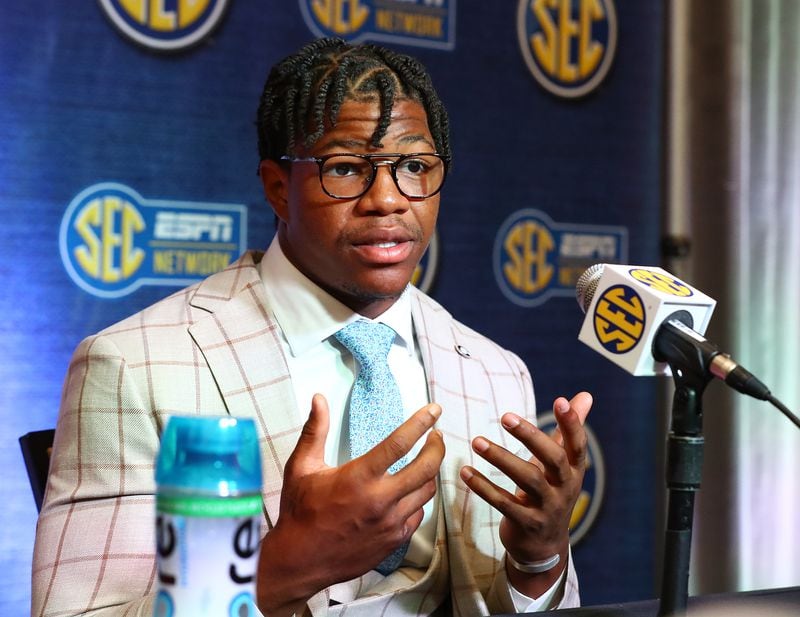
[19,429,56,512]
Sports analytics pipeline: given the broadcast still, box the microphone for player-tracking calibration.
[576,263,771,400]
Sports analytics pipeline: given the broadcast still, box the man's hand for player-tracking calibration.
[459,392,592,599]
[256,394,445,616]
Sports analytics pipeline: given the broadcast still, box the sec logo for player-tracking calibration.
[99,0,230,51]
[301,0,371,37]
[494,209,557,307]
[516,0,617,98]
[629,268,694,297]
[593,284,645,354]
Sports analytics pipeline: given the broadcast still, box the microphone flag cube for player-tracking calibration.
[577,264,717,376]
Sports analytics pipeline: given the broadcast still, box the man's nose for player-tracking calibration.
[357,165,410,214]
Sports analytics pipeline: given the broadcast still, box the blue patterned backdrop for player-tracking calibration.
[1,2,663,614]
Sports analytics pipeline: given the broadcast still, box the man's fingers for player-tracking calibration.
[471,437,548,499]
[549,392,592,446]
[392,428,445,494]
[364,404,442,475]
[554,396,590,468]
[394,476,438,524]
[559,392,592,424]
[459,465,530,522]
[499,414,574,485]
[364,430,443,532]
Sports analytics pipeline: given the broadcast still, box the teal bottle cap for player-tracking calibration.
[156,416,262,496]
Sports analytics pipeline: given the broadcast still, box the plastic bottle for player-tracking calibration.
[154,416,262,617]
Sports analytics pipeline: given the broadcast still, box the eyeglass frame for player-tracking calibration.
[279,152,450,200]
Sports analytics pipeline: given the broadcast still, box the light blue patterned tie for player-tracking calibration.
[335,320,409,574]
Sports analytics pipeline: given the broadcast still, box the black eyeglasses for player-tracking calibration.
[281,152,448,200]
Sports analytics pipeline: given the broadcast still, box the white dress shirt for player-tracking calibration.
[258,236,562,611]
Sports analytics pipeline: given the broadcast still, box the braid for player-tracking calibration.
[372,70,395,149]
[256,37,451,162]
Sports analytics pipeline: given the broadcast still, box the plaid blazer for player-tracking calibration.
[32,251,579,616]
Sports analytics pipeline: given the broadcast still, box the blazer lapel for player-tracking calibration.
[411,288,514,466]
[411,289,509,617]
[410,291,478,535]
[187,251,304,527]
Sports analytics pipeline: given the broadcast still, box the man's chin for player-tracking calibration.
[347,268,415,296]
[334,278,411,314]
[342,284,406,304]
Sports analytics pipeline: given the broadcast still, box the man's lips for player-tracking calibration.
[348,227,419,265]
[351,239,415,264]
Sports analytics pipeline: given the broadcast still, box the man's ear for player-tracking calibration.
[259,159,289,222]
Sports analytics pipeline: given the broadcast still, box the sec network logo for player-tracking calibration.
[517,0,617,98]
[298,0,456,50]
[99,0,229,51]
[60,182,246,298]
[494,208,628,307]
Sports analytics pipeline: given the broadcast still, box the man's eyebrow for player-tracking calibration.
[398,134,435,148]
[317,135,436,152]
[320,138,366,151]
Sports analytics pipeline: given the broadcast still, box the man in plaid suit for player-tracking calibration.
[32,38,592,617]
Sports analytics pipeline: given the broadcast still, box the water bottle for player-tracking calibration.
[154,416,262,617]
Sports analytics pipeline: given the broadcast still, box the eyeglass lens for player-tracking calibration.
[319,154,444,199]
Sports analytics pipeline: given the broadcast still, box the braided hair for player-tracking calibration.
[256,37,451,162]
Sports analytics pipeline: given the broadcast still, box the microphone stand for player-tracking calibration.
[654,319,716,617]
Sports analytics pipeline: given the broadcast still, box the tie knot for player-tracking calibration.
[335,320,396,366]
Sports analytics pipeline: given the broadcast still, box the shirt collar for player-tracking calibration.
[259,236,415,357]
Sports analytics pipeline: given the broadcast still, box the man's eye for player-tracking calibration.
[399,159,427,175]
[323,158,368,177]
[331,163,356,176]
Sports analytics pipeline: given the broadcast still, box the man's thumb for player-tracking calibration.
[291,393,330,467]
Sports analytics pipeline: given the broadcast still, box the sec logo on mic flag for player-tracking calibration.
[629,268,694,297]
[592,284,645,354]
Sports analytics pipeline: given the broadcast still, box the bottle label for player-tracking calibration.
[155,496,262,617]
[158,494,262,517]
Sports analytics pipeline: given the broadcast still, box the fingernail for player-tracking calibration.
[555,400,569,415]
[460,467,473,481]
[473,437,489,453]
[428,404,442,420]
[501,413,520,429]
